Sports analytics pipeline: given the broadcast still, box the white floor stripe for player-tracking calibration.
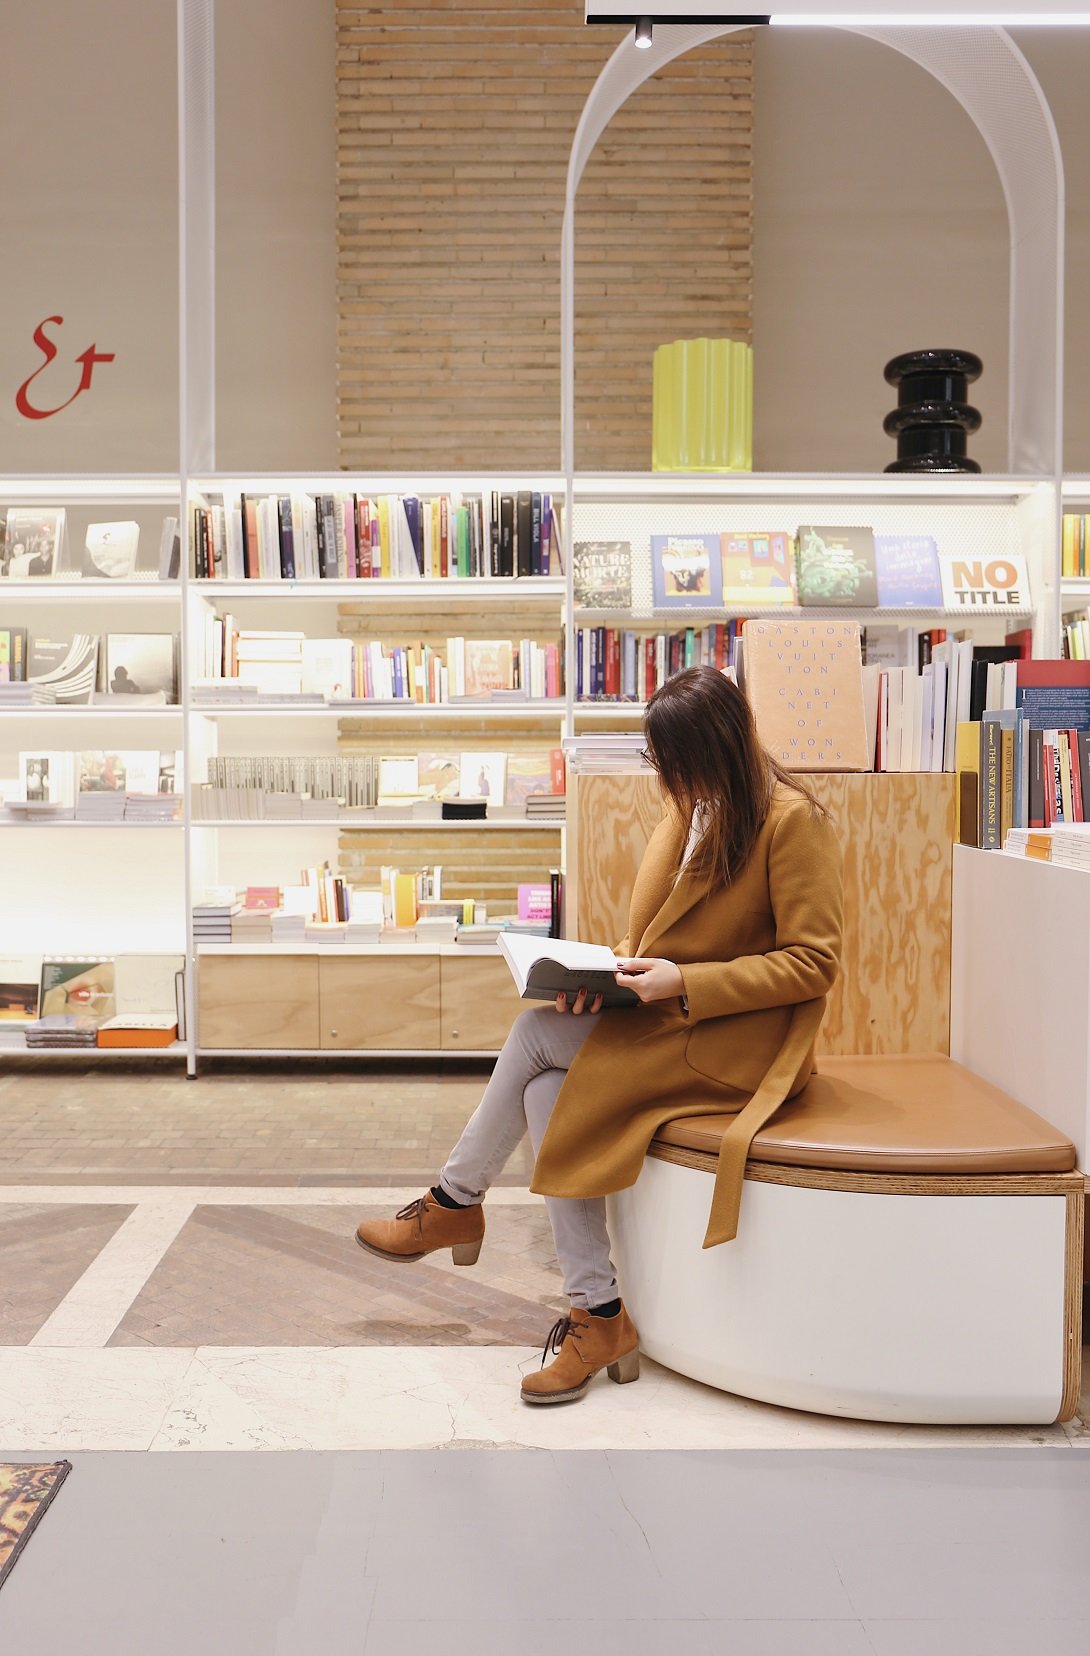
[0,1345,1082,1455]
[0,1185,538,1207]
[29,1197,196,1349]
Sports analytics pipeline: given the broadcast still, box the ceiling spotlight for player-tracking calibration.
[634,16,654,45]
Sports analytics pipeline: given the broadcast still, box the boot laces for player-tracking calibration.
[540,1314,584,1368]
[394,1196,429,1236]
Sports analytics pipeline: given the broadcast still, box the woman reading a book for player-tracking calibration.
[356,666,844,1405]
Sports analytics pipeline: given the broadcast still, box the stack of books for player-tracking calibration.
[525,793,565,821]
[192,896,240,942]
[0,683,46,707]
[230,911,274,944]
[562,735,649,774]
[270,912,307,943]
[76,790,127,823]
[25,1014,99,1049]
[1047,824,1090,869]
[124,792,182,823]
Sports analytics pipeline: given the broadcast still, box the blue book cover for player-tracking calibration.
[874,535,942,608]
[651,534,723,609]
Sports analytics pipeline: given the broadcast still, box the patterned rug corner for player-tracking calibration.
[0,1462,71,1589]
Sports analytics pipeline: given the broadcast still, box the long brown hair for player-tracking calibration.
[642,666,824,887]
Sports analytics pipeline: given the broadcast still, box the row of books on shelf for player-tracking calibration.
[0,509,181,583]
[197,620,562,704]
[0,750,180,820]
[193,866,562,946]
[0,954,184,1049]
[0,628,178,703]
[959,718,1090,849]
[1061,515,1090,581]
[193,748,565,817]
[193,489,565,582]
[576,531,1030,613]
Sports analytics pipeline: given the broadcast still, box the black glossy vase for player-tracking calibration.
[883,349,983,474]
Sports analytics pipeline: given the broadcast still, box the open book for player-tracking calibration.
[497,932,638,1007]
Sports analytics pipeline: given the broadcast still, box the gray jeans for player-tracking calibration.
[439,1006,618,1311]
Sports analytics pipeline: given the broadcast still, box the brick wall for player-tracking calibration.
[336,3,753,472]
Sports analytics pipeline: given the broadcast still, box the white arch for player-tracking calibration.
[560,23,1064,480]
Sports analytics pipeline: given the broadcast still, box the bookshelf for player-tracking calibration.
[1,468,1066,1073]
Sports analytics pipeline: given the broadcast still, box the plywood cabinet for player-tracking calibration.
[319,956,441,1050]
[440,956,523,1051]
[197,949,524,1055]
[198,955,321,1050]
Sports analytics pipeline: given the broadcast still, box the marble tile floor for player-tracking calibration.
[0,1185,1085,1455]
[1,1449,1090,1654]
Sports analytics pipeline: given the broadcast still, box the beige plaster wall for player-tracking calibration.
[751,26,1090,476]
[0,0,336,476]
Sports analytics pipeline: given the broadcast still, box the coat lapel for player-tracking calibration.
[634,816,710,956]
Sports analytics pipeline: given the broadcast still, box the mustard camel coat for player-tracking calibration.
[530,783,845,1247]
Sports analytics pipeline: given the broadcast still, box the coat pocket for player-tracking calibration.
[683,1005,794,1093]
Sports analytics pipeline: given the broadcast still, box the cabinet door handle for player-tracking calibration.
[450,1029,459,1038]
[329,1028,338,1038]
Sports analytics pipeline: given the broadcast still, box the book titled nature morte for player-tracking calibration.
[795,526,878,608]
[573,541,632,610]
[742,619,869,772]
[498,933,638,1008]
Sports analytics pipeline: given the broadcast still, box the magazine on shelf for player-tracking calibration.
[650,534,723,609]
[497,933,638,1007]
[83,521,140,580]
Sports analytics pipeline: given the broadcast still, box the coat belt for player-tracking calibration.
[702,998,827,1248]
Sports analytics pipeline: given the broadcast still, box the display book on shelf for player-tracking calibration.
[0,503,181,584]
[569,509,1034,711]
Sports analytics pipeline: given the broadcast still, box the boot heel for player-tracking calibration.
[451,1239,483,1267]
[607,1348,640,1385]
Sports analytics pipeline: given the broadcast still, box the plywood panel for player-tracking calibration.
[571,772,955,1056]
[198,956,320,1050]
[440,956,524,1051]
[570,772,664,946]
[318,956,441,1049]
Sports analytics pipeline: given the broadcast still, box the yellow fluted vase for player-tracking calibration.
[652,337,753,472]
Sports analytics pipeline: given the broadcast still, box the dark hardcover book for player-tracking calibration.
[317,496,338,580]
[499,495,515,578]
[549,868,562,940]
[239,493,252,581]
[489,490,501,577]
[1029,726,1046,830]
[442,799,487,821]
[968,647,1021,723]
[795,526,878,607]
[403,497,423,576]
[531,492,542,578]
[516,492,533,578]
[959,771,980,848]
[277,496,296,581]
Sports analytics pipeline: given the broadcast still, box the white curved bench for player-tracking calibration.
[608,1055,1083,1426]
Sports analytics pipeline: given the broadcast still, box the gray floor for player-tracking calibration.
[1,1451,1090,1654]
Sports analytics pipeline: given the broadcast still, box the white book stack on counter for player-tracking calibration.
[1048,824,1090,869]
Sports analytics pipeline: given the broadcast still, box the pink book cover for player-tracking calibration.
[517,884,552,922]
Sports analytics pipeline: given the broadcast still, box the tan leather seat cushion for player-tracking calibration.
[652,1054,1077,1175]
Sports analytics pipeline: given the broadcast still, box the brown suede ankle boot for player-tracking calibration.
[355,1192,484,1266]
[520,1305,640,1405]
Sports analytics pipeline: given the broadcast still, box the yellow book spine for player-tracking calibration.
[394,873,418,929]
[1059,732,1074,823]
[378,497,392,580]
[1000,727,1015,845]
[1063,514,1076,579]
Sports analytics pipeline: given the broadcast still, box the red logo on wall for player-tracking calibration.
[15,316,115,420]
